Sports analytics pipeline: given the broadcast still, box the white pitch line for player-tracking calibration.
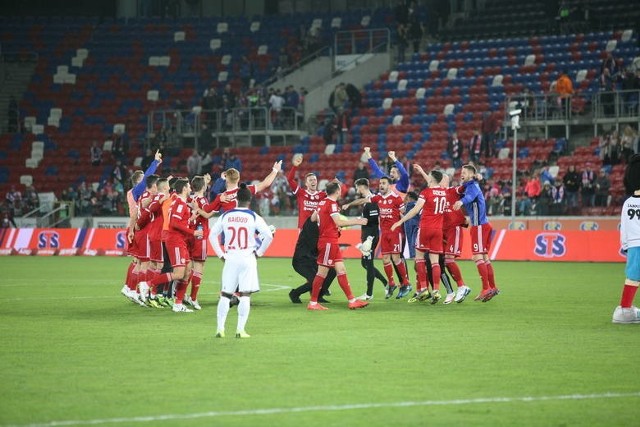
[7,391,640,427]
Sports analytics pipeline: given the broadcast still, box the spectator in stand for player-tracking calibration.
[90,141,102,166]
[599,67,617,117]
[538,181,553,216]
[5,185,22,213]
[601,52,619,78]
[269,89,285,129]
[407,1,423,54]
[323,117,336,145]
[562,164,581,214]
[111,159,128,187]
[481,111,500,158]
[550,180,566,215]
[23,185,38,212]
[336,108,351,145]
[353,161,369,182]
[329,83,348,114]
[555,69,574,117]
[394,0,409,27]
[519,172,541,215]
[580,163,597,208]
[621,125,639,160]
[396,23,409,63]
[141,148,155,170]
[468,129,482,164]
[240,56,254,90]
[540,165,555,185]
[2,207,15,227]
[221,148,242,172]
[186,150,202,176]
[620,68,640,115]
[284,86,300,128]
[112,131,129,162]
[486,180,504,216]
[594,168,611,207]
[447,132,463,168]
[345,83,362,110]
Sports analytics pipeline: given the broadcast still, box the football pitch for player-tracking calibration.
[0,256,638,427]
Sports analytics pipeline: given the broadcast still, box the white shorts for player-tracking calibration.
[221,253,260,294]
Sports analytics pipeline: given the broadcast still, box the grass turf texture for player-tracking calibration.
[0,257,638,427]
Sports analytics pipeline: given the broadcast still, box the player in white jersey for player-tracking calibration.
[211,184,274,338]
[613,154,640,323]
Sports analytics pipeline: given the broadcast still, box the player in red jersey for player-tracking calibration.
[440,173,471,303]
[345,176,412,298]
[133,174,159,304]
[204,161,282,215]
[392,169,448,303]
[286,154,327,229]
[183,174,212,310]
[307,181,370,311]
[135,177,170,308]
[147,178,203,313]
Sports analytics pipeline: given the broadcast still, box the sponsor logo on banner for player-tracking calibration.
[115,231,127,249]
[83,249,98,256]
[544,221,562,230]
[36,249,57,256]
[534,233,567,258]
[17,248,33,256]
[97,222,128,229]
[0,248,13,255]
[105,250,125,256]
[580,221,599,231]
[38,231,60,248]
[509,221,526,230]
[59,248,79,256]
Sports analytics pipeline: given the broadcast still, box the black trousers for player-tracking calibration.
[291,257,335,296]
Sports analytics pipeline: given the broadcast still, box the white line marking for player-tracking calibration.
[7,391,640,427]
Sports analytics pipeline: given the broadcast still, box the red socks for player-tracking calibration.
[336,273,354,300]
[485,260,496,289]
[431,262,441,291]
[190,271,202,301]
[475,259,490,291]
[310,274,325,303]
[620,285,638,308]
[174,280,188,304]
[445,258,465,286]
[394,259,410,285]
[125,262,136,289]
[415,258,428,292]
[150,272,172,288]
[383,262,396,286]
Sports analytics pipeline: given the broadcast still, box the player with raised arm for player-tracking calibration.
[133,174,160,305]
[147,178,203,313]
[613,154,640,323]
[135,177,170,308]
[286,154,327,229]
[363,147,410,196]
[182,174,212,311]
[211,184,274,338]
[453,164,500,302]
[392,169,448,304]
[345,176,412,299]
[121,150,162,303]
[307,181,369,311]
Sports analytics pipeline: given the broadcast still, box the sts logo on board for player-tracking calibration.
[116,231,127,249]
[534,233,566,258]
[38,231,60,248]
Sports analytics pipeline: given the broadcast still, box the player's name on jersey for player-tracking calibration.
[228,216,249,223]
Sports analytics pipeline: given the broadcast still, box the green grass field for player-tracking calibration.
[0,257,638,427]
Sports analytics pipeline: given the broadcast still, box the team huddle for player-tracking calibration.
[120,147,502,338]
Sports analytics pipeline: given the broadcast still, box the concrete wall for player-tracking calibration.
[304,52,391,121]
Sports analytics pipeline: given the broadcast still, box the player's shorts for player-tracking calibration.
[626,247,640,281]
[379,229,404,255]
[134,230,150,262]
[415,227,443,254]
[189,235,208,262]
[126,233,137,257]
[470,223,493,255]
[443,226,463,257]
[149,238,163,263]
[221,252,259,294]
[317,238,343,267]
[165,239,190,268]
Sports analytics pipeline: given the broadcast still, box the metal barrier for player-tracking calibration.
[148,106,303,150]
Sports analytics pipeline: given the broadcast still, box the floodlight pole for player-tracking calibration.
[510,113,520,227]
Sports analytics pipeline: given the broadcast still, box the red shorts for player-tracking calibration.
[317,239,343,267]
[470,223,493,254]
[165,239,190,268]
[379,229,404,255]
[149,238,163,263]
[443,226,463,257]
[126,233,137,257]
[189,235,208,262]
[134,230,150,261]
[416,227,443,254]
